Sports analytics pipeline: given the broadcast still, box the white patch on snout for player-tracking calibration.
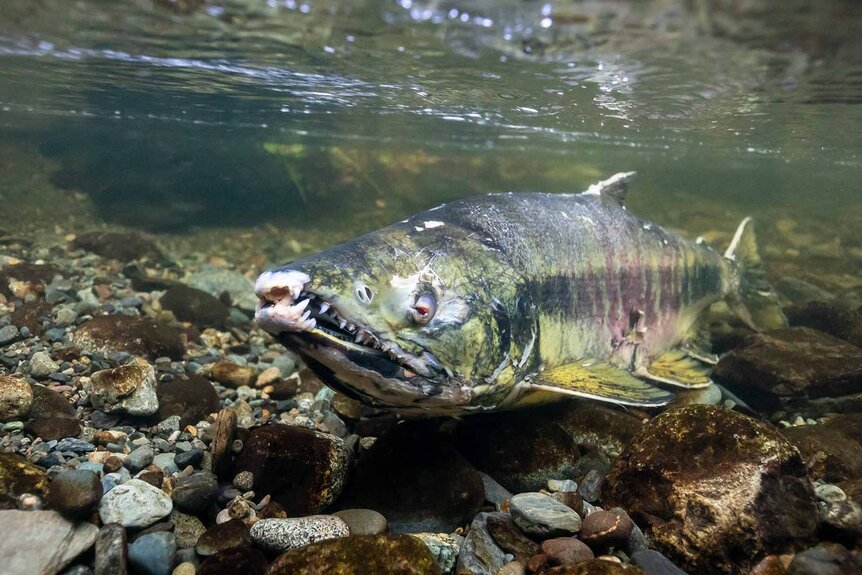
[253,269,315,334]
[254,270,310,302]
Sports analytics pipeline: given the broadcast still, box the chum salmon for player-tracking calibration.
[254,173,785,416]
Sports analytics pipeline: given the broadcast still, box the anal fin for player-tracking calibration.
[639,349,713,389]
[529,360,675,407]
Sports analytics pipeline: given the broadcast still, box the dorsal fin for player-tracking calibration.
[580,171,636,205]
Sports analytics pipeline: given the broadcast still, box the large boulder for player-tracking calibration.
[603,405,817,574]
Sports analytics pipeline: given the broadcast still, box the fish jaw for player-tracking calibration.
[254,269,315,333]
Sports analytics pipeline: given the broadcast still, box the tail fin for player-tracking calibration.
[724,217,787,331]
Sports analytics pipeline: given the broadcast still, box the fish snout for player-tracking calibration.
[254,269,315,334]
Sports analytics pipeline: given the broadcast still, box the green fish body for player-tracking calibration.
[255,173,784,415]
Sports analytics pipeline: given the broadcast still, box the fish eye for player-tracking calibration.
[411,293,436,324]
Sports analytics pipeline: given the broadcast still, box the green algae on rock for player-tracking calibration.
[266,534,441,575]
[0,452,48,509]
[603,405,817,575]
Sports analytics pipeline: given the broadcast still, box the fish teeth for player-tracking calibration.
[355,330,366,344]
[301,310,311,321]
[338,319,347,329]
[347,323,355,333]
[319,302,330,314]
[294,298,310,313]
[304,318,317,329]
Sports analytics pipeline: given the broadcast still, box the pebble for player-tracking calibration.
[129,532,177,575]
[577,469,604,503]
[153,453,179,474]
[195,519,252,556]
[480,471,513,511]
[548,478,579,493]
[29,350,59,377]
[509,492,583,537]
[172,509,207,549]
[333,508,389,535]
[456,512,507,575]
[172,562,197,575]
[210,360,256,388]
[579,510,635,547]
[56,438,96,454]
[411,532,463,574]
[175,448,204,469]
[541,537,595,566]
[99,478,173,528]
[86,363,159,416]
[0,324,19,345]
[95,523,128,575]
[814,483,846,503]
[127,445,156,472]
[631,549,688,575]
[232,471,254,491]
[172,472,218,515]
[249,516,349,552]
[0,375,33,421]
[46,469,103,519]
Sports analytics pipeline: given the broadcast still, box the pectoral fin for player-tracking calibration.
[638,349,713,389]
[529,360,675,407]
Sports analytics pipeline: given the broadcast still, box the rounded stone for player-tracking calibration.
[72,315,185,360]
[172,472,218,515]
[172,562,197,575]
[333,509,388,535]
[0,375,33,422]
[99,478,173,528]
[157,375,221,427]
[210,360,256,388]
[160,285,229,329]
[24,417,81,442]
[0,452,48,509]
[199,547,269,575]
[172,510,207,549]
[266,534,439,575]
[128,531,177,575]
[541,537,595,566]
[509,492,582,538]
[233,424,351,515]
[579,510,634,547]
[46,469,103,519]
[603,405,817,574]
[195,518,252,556]
[249,515,349,553]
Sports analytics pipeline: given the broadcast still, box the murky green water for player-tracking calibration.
[0,0,860,287]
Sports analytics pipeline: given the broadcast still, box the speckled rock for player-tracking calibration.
[46,469,103,519]
[0,452,48,509]
[510,492,582,538]
[157,374,221,427]
[713,327,862,409]
[95,523,128,575]
[603,405,817,575]
[172,510,207,549]
[455,406,581,492]
[99,478,173,528]
[72,315,184,359]
[411,533,462,575]
[29,350,59,377]
[333,509,388,535]
[456,512,507,575]
[556,403,645,459]
[195,518,252,556]
[85,363,159,416]
[337,422,483,533]
[266,534,440,575]
[160,285,229,328]
[250,516,349,553]
[0,510,98,575]
[0,374,33,422]
[199,547,269,575]
[234,424,351,515]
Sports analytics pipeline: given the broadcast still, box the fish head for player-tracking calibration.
[254,224,525,412]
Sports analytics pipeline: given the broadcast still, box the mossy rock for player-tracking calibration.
[266,534,440,575]
[0,453,48,509]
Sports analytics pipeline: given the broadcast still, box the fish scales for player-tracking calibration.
[253,173,782,415]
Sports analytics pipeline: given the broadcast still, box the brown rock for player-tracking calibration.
[544,560,645,574]
[266,534,440,575]
[211,360,256,388]
[781,418,862,482]
[46,469,103,519]
[200,547,269,575]
[72,231,164,262]
[603,405,817,575]
[0,375,33,422]
[10,301,52,336]
[195,519,252,556]
[234,424,351,515]
[525,554,549,573]
[210,408,237,477]
[786,300,862,347]
[0,452,48,509]
[486,515,540,561]
[337,422,482,533]
[578,511,633,548]
[555,403,645,459]
[749,554,790,575]
[552,492,584,516]
[541,538,594,566]
[72,315,185,359]
[161,285,229,329]
[24,417,81,441]
[713,327,862,408]
[157,374,221,426]
[0,262,57,299]
[29,385,77,418]
[268,379,299,400]
[455,406,581,493]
